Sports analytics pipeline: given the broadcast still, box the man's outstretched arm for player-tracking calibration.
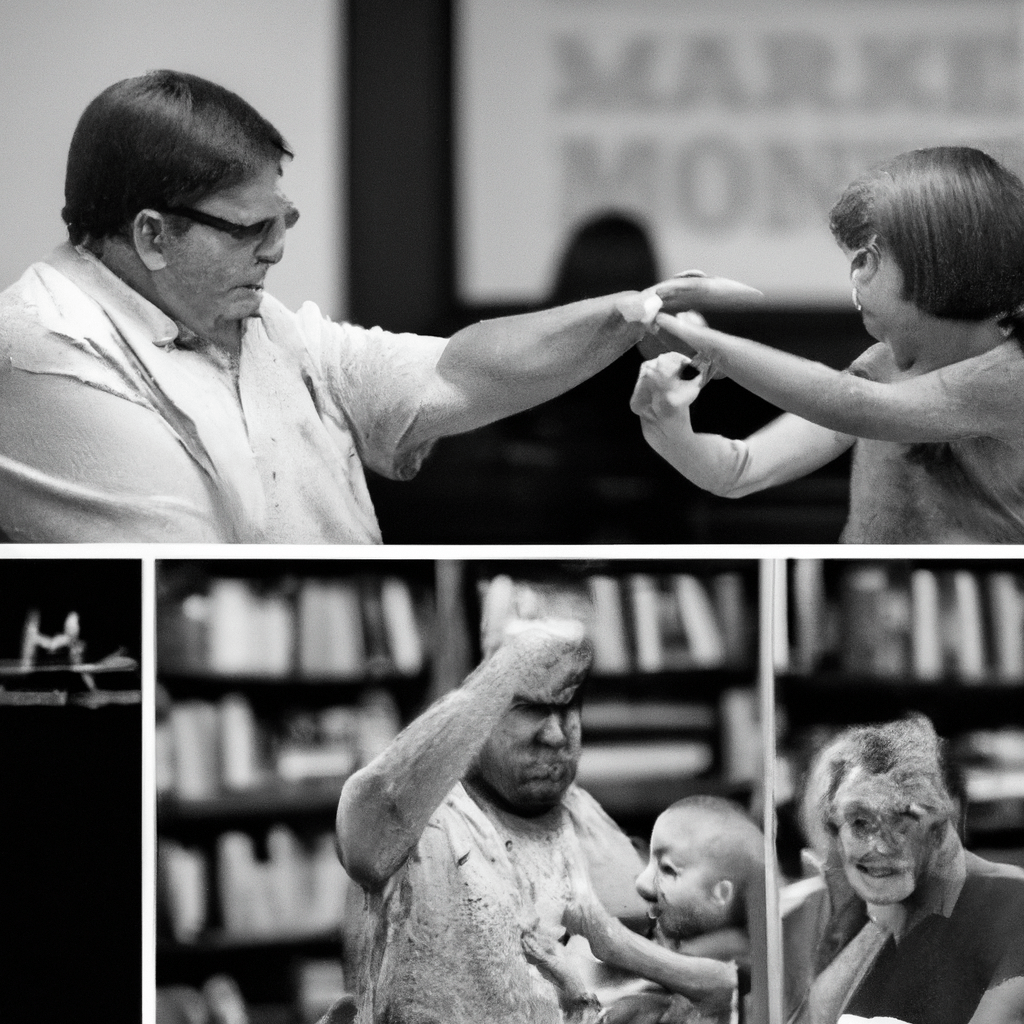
[407,275,764,446]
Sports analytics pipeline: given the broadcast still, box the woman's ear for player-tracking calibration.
[850,245,880,287]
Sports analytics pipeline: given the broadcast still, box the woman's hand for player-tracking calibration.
[630,350,708,427]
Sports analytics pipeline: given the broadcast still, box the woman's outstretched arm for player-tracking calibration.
[630,351,854,497]
[650,314,1024,444]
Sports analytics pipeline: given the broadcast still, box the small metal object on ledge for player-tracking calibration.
[0,609,140,708]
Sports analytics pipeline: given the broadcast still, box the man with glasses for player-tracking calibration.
[0,70,759,543]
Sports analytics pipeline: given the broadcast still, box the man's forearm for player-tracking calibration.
[336,650,516,889]
[336,628,589,890]
[434,295,646,435]
[428,275,765,441]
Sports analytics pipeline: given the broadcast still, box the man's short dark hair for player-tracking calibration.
[829,147,1024,331]
[62,70,293,245]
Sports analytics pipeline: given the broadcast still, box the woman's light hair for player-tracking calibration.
[800,714,956,860]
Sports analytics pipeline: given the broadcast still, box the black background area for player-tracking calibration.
[0,559,142,1023]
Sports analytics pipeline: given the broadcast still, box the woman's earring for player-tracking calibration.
[852,286,862,311]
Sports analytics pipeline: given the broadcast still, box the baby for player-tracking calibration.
[600,796,764,1024]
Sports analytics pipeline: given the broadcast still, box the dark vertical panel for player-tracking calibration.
[0,561,142,1023]
[348,0,453,332]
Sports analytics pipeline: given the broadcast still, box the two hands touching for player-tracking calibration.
[625,270,759,443]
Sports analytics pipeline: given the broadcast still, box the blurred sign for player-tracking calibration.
[456,1,1024,305]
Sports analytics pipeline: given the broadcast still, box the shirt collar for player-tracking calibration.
[44,242,263,351]
[44,242,182,350]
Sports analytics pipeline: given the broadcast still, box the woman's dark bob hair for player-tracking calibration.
[829,146,1024,328]
[62,70,292,245]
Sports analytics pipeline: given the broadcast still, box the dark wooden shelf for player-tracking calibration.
[158,669,432,723]
[778,676,1024,733]
[581,775,752,834]
[159,669,427,696]
[160,928,341,955]
[0,688,141,707]
[158,931,342,1009]
[158,778,344,829]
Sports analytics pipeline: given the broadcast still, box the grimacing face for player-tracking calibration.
[470,692,582,815]
[635,812,733,941]
[831,765,946,906]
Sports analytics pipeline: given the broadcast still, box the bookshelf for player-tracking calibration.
[155,559,444,1024]
[775,558,1024,876]
[156,557,765,1022]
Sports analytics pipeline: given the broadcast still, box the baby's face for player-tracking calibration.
[635,812,731,941]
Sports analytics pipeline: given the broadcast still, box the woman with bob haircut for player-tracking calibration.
[630,146,1024,543]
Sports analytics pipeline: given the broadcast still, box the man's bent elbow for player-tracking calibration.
[335,774,400,891]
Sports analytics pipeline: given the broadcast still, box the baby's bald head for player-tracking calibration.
[637,795,763,941]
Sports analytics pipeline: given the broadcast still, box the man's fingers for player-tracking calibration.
[495,626,594,702]
[503,619,587,645]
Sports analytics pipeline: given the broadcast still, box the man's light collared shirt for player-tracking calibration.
[0,244,446,542]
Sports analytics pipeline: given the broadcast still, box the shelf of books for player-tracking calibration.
[156,560,441,1024]
[775,558,1024,876]
[155,557,764,1023]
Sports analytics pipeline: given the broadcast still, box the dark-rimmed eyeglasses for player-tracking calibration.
[162,204,300,243]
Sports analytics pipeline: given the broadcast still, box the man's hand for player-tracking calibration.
[630,272,760,360]
[619,270,761,329]
[654,270,764,316]
[522,927,603,1024]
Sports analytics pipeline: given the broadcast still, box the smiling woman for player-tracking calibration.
[786,715,1024,1024]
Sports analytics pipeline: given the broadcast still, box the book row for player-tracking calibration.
[157,689,402,801]
[159,827,351,943]
[786,562,1024,681]
[159,576,430,678]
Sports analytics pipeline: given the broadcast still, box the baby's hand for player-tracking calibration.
[630,351,706,424]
